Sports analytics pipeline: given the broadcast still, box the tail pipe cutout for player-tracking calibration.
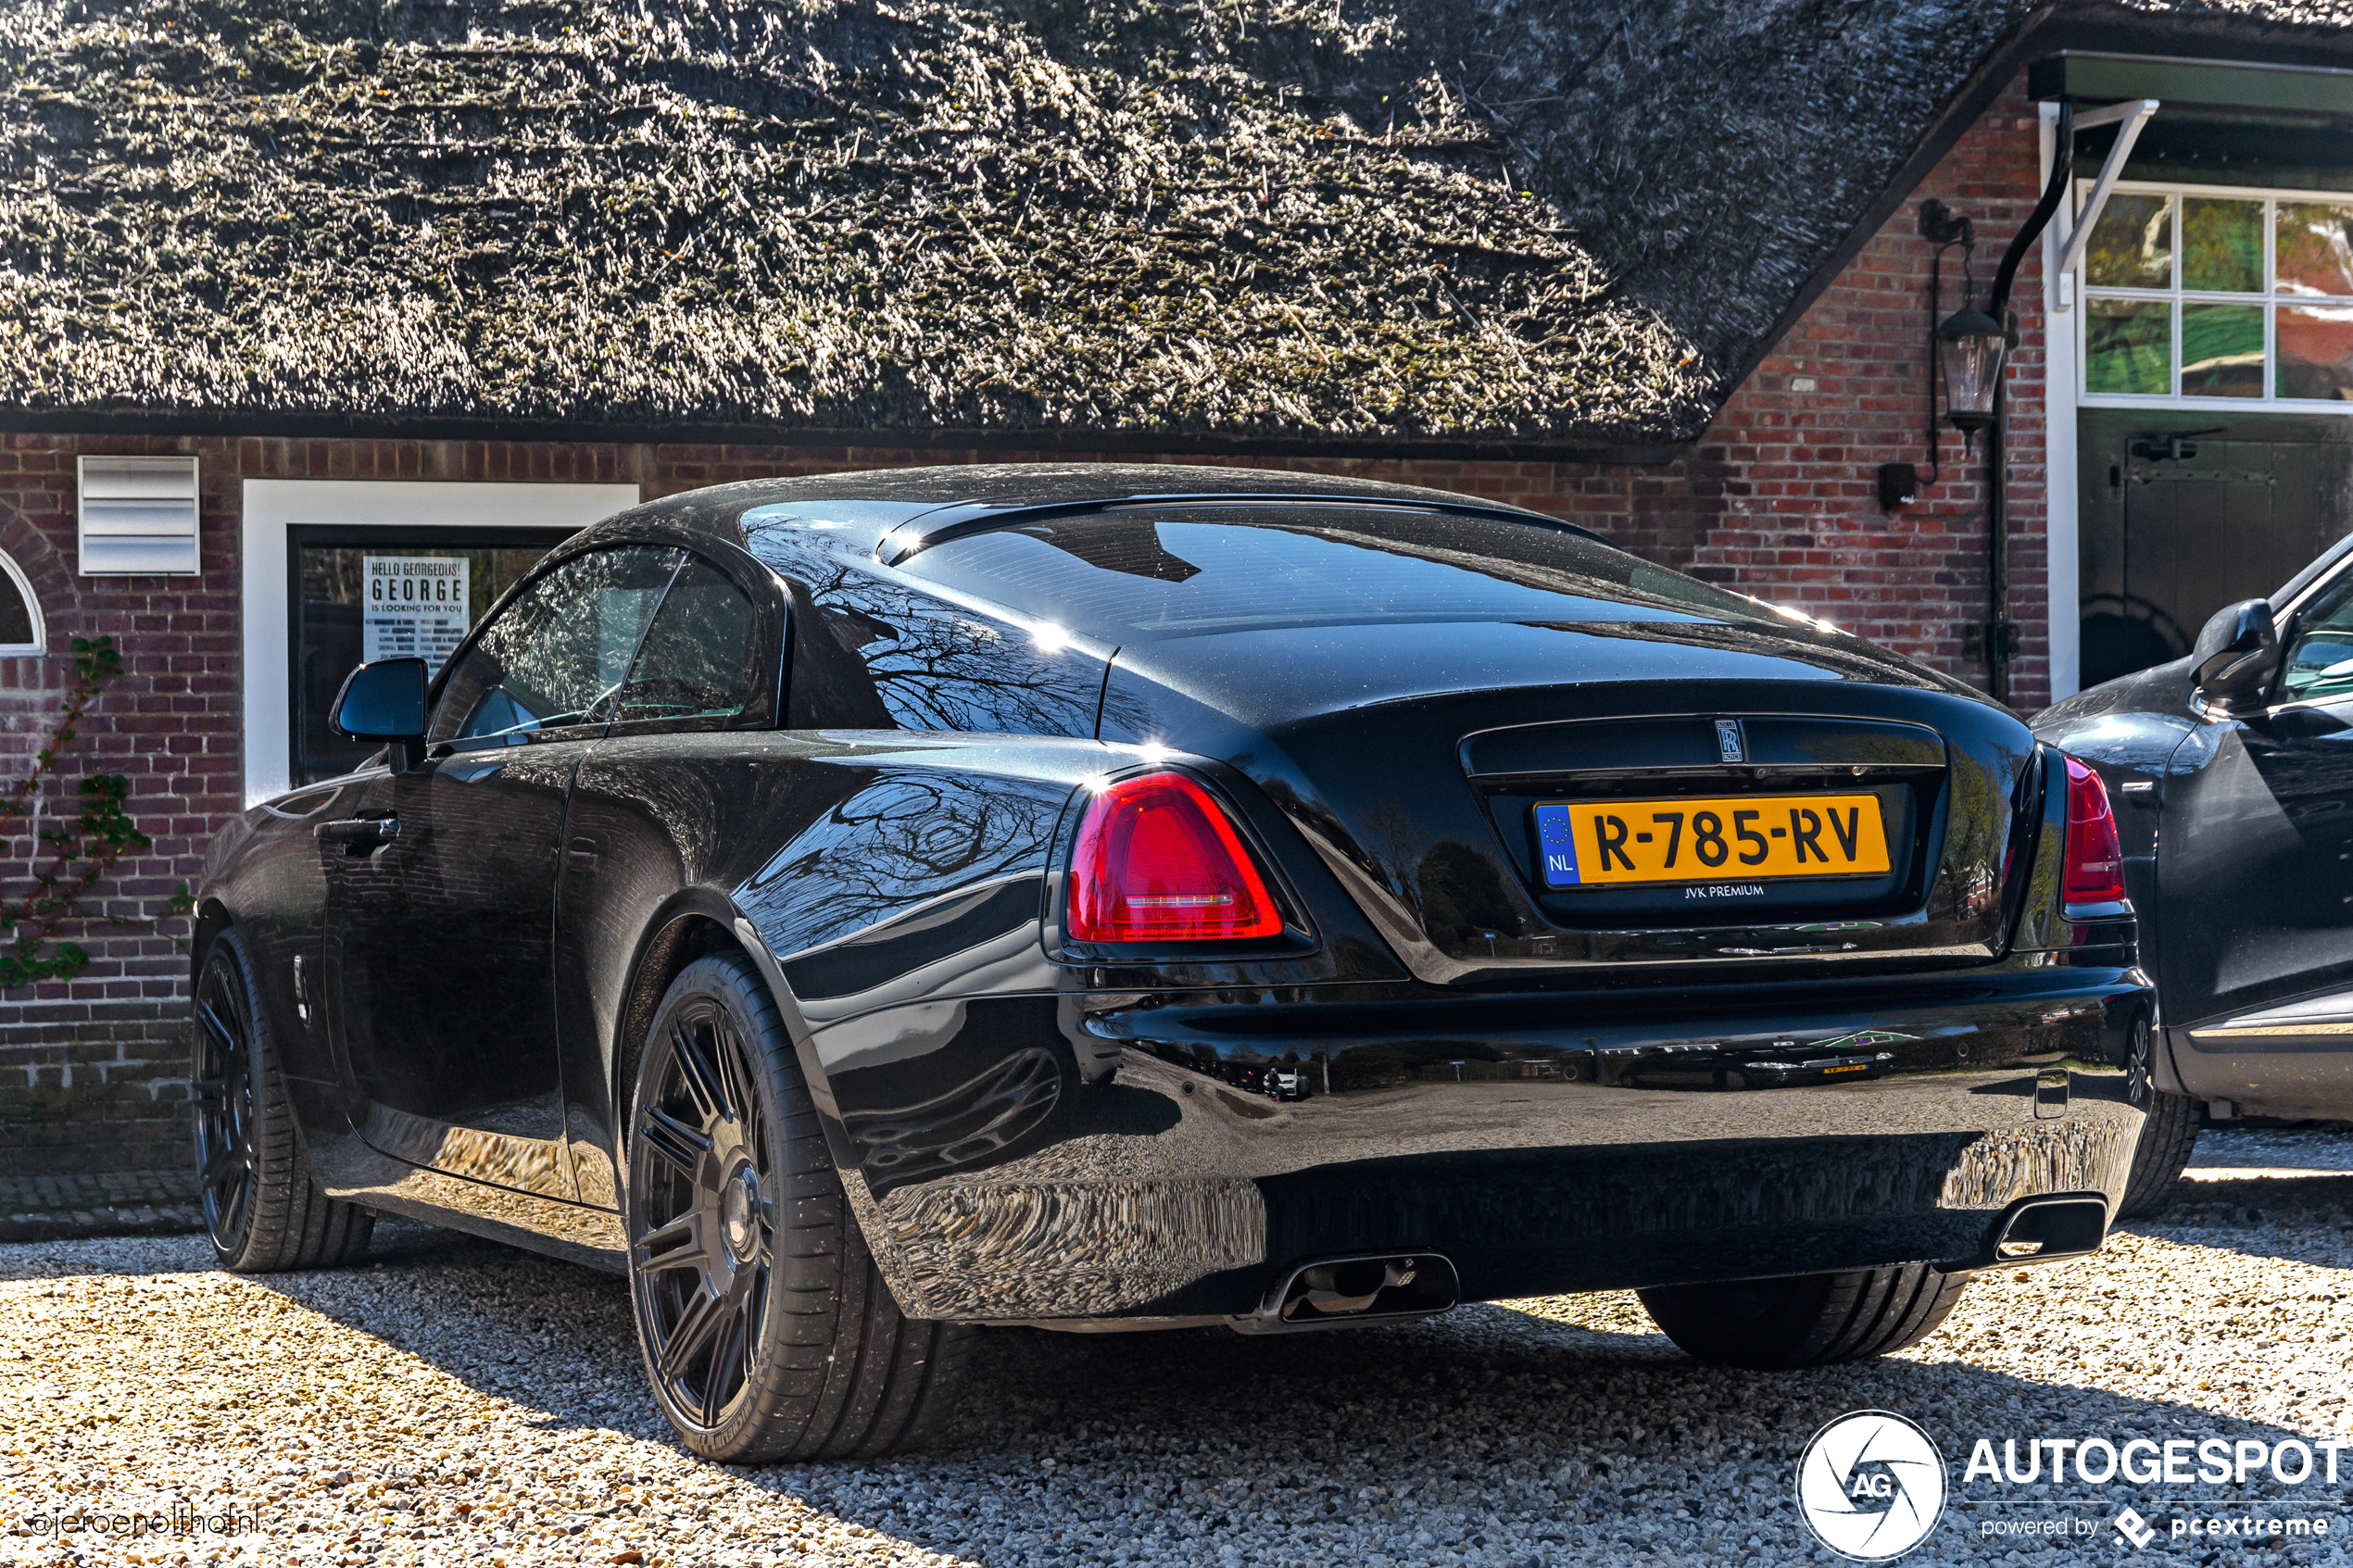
[1236,1252,1460,1334]
[1951,1192,2110,1272]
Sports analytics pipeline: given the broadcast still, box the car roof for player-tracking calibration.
[600,462,1598,560]
[677,462,1565,515]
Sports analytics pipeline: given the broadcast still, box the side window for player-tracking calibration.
[611,557,760,727]
[2281,573,2353,704]
[431,546,683,746]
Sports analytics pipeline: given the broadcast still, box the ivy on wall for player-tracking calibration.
[0,635,192,989]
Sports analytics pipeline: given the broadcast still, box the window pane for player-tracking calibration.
[295,539,558,785]
[2181,303,2265,396]
[2081,192,2173,289]
[2277,303,2353,399]
[2182,197,2263,293]
[0,562,32,646]
[2085,298,2171,395]
[2275,202,2353,296]
[433,546,682,745]
[2282,573,2353,702]
[614,558,759,725]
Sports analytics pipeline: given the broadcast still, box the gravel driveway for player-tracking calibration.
[6,1129,2352,1566]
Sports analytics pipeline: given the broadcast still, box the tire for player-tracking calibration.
[2115,1010,2200,1220]
[192,929,374,1273]
[2117,1089,2201,1220]
[624,951,971,1462]
[1637,1262,1967,1370]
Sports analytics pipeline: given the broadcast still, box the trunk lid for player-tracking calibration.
[1103,619,2038,985]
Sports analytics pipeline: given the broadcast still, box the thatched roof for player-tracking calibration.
[3,0,2348,453]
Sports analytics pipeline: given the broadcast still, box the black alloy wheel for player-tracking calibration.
[192,948,258,1251]
[191,930,373,1273]
[632,992,775,1433]
[625,953,970,1461]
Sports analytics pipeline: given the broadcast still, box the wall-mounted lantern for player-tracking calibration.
[1936,305,2008,435]
[1871,94,2159,706]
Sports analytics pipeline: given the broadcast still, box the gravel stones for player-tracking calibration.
[6,1128,2352,1565]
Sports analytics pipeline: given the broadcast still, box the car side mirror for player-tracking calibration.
[331,658,428,768]
[2190,599,2279,713]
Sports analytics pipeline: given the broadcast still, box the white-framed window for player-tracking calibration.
[2078,179,2353,408]
[0,550,45,655]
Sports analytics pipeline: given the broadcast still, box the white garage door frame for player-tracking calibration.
[241,480,641,807]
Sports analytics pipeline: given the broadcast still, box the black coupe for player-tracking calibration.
[195,465,2153,1461]
[2038,533,2353,1213]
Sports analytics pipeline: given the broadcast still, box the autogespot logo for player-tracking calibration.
[1797,1410,1950,1561]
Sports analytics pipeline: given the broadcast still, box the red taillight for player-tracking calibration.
[1066,772,1283,943]
[2063,757,2126,904]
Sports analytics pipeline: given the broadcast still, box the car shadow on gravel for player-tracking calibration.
[173,1218,2352,1565]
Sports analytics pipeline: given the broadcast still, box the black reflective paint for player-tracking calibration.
[2041,540,2353,1118]
[200,466,2155,1321]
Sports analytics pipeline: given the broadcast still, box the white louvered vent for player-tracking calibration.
[78,456,201,576]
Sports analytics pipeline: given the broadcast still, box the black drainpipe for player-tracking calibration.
[1986,376,2010,706]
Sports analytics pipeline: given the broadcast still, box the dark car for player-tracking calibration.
[192,464,2153,1461]
[2037,533,2353,1213]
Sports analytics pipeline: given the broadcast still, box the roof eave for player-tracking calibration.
[0,406,1689,469]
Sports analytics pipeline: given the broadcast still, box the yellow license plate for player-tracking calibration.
[1533,794,1890,888]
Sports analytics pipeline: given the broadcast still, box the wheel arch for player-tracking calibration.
[607,887,919,1312]
[190,897,235,986]
[607,889,847,1176]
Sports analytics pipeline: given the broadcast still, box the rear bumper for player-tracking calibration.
[812,960,2156,1323]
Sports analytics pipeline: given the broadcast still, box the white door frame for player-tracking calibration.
[2041,101,2083,704]
[240,480,640,806]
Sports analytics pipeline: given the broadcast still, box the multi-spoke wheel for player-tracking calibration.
[192,930,372,1273]
[192,953,258,1248]
[625,952,971,1461]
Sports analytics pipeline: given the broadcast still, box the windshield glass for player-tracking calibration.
[893,506,1779,643]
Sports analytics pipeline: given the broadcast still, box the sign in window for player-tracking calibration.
[290,527,572,787]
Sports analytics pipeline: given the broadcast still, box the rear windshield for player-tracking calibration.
[893,505,1778,642]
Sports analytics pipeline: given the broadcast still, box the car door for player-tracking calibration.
[551,550,774,1209]
[2161,558,2353,1109]
[321,544,684,1198]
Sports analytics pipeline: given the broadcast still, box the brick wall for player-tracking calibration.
[1678,82,2052,709]
[0,81,2055,1178]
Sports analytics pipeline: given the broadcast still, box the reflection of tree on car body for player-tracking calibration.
[193,465,2155,1465]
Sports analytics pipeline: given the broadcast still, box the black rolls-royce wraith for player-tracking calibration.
[194,465,2154,1461]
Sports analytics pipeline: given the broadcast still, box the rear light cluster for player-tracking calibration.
[1065,771,1283,943]
[2062,757,2126,904]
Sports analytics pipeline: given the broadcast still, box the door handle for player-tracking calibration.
[319,816,402,853]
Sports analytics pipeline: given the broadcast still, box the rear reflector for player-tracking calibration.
[1066,772,1283,943]
[2062,757,2125,903]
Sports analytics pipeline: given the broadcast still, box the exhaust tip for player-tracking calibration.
[1233,1252,1459,1334]
[1952,1192,2109,1273]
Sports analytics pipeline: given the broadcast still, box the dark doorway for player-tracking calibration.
[2077,411,2353,691]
